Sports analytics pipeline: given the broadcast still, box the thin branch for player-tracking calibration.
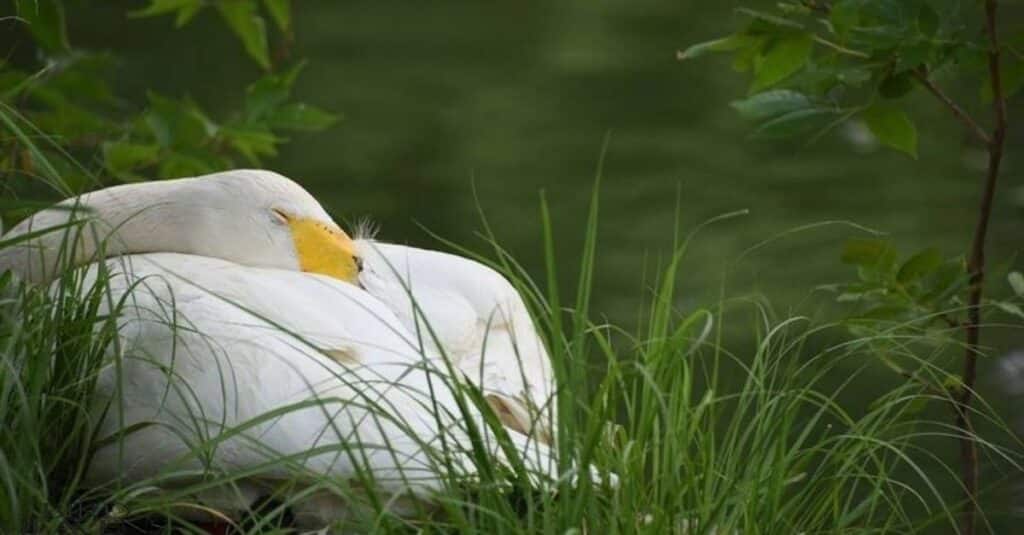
[800,0,833,15]
[911,69,992,146]
[812,35,870,59]
[957,2,1008,535]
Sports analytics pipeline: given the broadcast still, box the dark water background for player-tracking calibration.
[13,0,1024,527]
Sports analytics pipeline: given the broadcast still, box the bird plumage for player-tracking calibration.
[82,253,564,526]
[356,240,557,444]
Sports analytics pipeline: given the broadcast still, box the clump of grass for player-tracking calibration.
[1,107,1021,534]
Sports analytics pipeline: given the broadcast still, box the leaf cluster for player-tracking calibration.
[679,0,1017,157]
[1,0,336,194]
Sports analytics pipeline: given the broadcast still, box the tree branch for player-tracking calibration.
[912,69,992,146]
[957,2,1008,534]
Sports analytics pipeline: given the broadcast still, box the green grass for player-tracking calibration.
[1,107,1022,534]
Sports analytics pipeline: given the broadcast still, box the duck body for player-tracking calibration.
[81,252,560,525]
[1,169,577,528]
[356,241,556,443]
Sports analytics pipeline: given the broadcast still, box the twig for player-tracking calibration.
[912,69,993,146]
[812,35,870,59]
[800,0,832,15]
[957,2,1008,534]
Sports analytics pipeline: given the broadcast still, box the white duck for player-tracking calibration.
[355,239,557,444]
[0,170,569,527]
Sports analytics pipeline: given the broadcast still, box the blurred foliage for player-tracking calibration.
[678,0,1014,157]
[682,0,1022,394]
[0,0,336,193]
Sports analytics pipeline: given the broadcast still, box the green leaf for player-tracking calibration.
[730,90,812,121]
[266,103,339,131]
[244,62,306,122]
[174,4,204,27]
[216,0,271,70]
[14,0,70,53]
[1009,272,1024,297]
[158,152,219,179]
[837,67,872,87]
[144,93,218,148]
[830,1,860,36]
[896,248,942,284]
[263,0,291,32]
[995,301,1024,319]
[981,58,1024,103]
[730,36,766,72]
[103,141,160,173]
[863,104,917,158]
[735,8,804,31]
[220,126,279,163]
[129,0,203,22]
[917,4,939,37]
[752,108,836,139]
[896,40,934,71]
[921,259,968,305]
[879,72,915,99]
[750,34,814,93]
[678,34,757,61]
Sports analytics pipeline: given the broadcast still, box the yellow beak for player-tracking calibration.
[286,217,360,284]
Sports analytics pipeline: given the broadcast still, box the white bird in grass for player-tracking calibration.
[0,170,576,529]
[355,239,557,444]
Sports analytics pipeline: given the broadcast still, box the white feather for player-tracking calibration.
[355,240,557,443]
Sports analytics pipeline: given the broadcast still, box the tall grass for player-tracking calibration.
[1,106,1022,534]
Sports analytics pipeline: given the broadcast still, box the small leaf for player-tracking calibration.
[750,33,814,93]
[921,260,968,305]
[174,3,204,27]
[263,0,291,32]
[144,93,218,149]
[897,40,934,71]
[735,8,804,31]
[103,141,160,173]
[129,0,202,18]
[266,103,339,131]
[879,72,915,99]
[14,0,70,53]
[731,37,766,72]
[863,104,917,158]
[897,248,942,283]
[731,90,812,121]
[995,301,1024,319]
[752,108,836,139]
[1009,272,1024,297]
[830,1,860,36]
[245,62,306,121]
[677,34,757,61]
[216,0,271,70]
[220,126,279,163]
[158,152,218,179]
[837,67,872,87]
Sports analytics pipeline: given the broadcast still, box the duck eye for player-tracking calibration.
[355,256,364,273]
[271,208,291,224]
